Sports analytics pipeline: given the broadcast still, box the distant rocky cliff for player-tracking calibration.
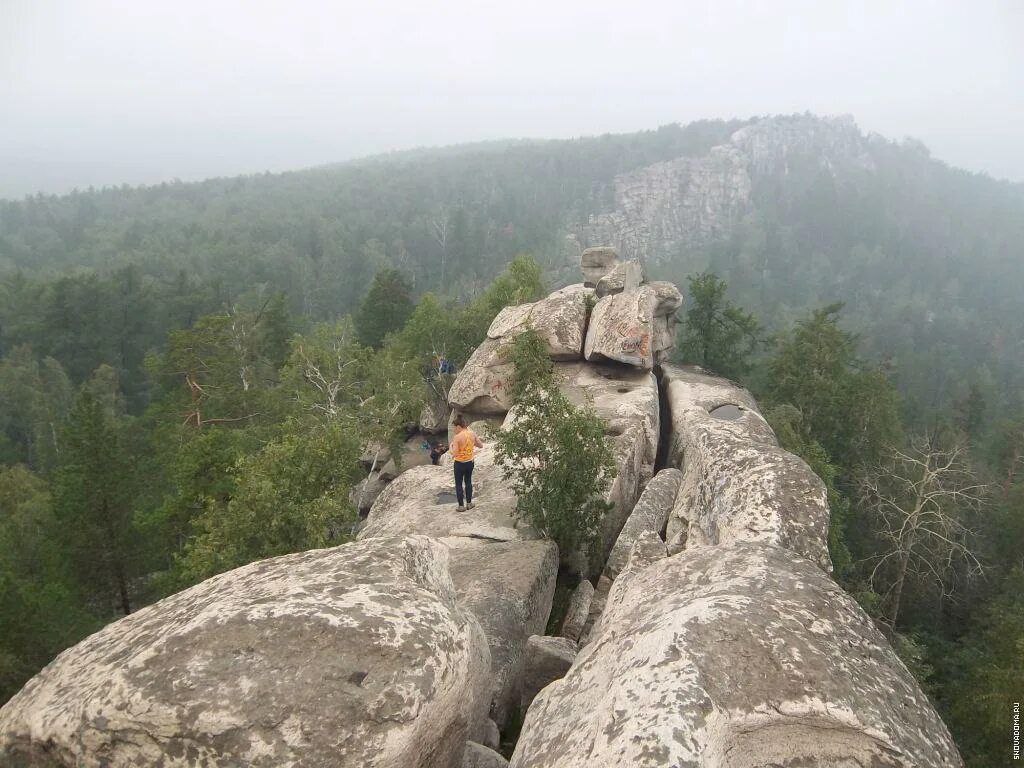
[578,114,875,265]
[0,247,962,767]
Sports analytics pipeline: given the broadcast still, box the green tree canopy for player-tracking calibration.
[354,268,415,349]
[676,272,760,379]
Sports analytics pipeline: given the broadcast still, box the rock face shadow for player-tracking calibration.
[435,491,458,504]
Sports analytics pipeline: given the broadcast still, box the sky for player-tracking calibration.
[2,0,1022,198]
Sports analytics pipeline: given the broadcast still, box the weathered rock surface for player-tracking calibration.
[462,741,509,768]
[360,445,556,729]
[512,541,963,768]
[360,446,522,541]
[350,470,387,515]
[520,636,577,715]
[594,260,644,297]
[662,364,832,571]
[580,246,619,287]
[448,338,516,415]
[603,467,682,582]
[378,434,434,481]
[486,284,591,360]
[580,116,872,266]
[445,537,558,728]
[420,398,452,434]
[556,362,659,467]
[584,285,657,369]
[648,280,684,316]
[558,580,594,642]
[477,718,501,752]
[0,536,491,768]
[582,145,752,264]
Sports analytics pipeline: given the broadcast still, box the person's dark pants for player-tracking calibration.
[454,460,474,506]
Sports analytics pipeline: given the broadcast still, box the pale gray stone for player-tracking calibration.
[486,284,592,361]
[661,364,832,572]
[520,636,577,715]
[444,537,558,728]
[462,741,509,768]
[477,718,501,751]
[378,434,434,481]
[652,313,677,362]
[594,260,644,297]
[648,280,684,316]
[580,246,619,287]
[558,580,594,642]
[603,468,682,582]
[0,537,492,768]
[419,399,451,434]
[359,446,556,729]
[350,470,387,515]
[583,286,657,369]
[448,337,516,415]
[512,541,963,768]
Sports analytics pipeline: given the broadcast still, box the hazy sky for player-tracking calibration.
[2,0,1022,198]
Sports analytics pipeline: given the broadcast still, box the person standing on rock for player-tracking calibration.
[451,415,483,510]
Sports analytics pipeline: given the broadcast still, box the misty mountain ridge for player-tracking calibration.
[1,113,1022,420]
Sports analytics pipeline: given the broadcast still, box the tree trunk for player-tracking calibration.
[888,544,911,629]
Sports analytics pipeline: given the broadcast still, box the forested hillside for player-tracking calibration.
[1,115,1023,765]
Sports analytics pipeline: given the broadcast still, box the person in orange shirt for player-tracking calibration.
[450,414,484,510]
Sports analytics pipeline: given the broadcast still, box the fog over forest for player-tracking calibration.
[2,0,1023,197]
[2,4,1024,768]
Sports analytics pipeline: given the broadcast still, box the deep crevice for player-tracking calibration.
[653,365,673,473]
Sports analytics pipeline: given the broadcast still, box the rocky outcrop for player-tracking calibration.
[359,445,556,729]
[0,536,491,768]
[584,285,657,369]
[446,537,558,727]
[462,742,509,768]
[583,145,752,263]
[580,115,878,266]
[558,580,594,642]
[580,246,619,287]
[603,467,682,582]
[519,636,577,714]
[2,243,963,767]
[512,541,962,768]
[487,284,591,361]
[448,338,517,415]
[449,286,593,415]
[594,259,643,297]
[662,364,832,572]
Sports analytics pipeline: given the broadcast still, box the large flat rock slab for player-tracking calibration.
[662,364,832,571]
[445,538,558,727]
[0,537,491,768]
[359,448,522,541]
[511,541,963,768]
[583,286,657,369]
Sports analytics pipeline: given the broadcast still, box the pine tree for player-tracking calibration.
[677,272,760,379]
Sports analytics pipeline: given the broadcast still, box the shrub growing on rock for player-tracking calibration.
[494,330,615,556]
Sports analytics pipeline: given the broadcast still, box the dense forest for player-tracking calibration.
[1,116,1022,765]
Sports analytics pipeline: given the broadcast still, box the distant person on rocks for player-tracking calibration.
[450,415,483,510]
[429,440,448,465]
